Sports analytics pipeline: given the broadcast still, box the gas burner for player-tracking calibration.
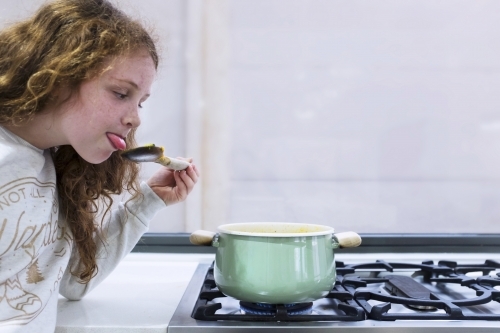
[404,304,438,312]
[345,260,500,320]
[190,260,500,322]
[240,302,313,315]
[192,265,365,322]
[384,275,438,312]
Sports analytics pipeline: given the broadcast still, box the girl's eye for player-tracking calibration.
[114,92,127,99]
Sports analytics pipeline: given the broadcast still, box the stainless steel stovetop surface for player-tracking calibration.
[168,255,500,332]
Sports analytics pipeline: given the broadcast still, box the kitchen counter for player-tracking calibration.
[55,253,214,333]
[55,252,500,333]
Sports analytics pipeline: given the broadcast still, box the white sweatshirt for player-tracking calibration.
[0,125,166,332]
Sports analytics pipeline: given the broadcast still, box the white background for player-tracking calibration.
[2,0,500,234]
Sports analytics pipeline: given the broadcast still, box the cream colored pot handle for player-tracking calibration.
[334,232,362,248]
[190,230,217,246]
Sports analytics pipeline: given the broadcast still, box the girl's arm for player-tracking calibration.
[58,182,166,300]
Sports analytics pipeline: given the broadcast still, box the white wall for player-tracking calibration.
[227,0,500,233]
[2,0,500,233]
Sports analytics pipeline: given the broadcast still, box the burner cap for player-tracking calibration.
[404,304,438,312]
[240,302,313,315]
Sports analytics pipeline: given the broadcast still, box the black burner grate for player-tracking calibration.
[191,264,365,322]
[191,260,500,322]
[341,259,500,320]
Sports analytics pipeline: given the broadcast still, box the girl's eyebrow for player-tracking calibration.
[113,78,139,89]
[112,78,150,97]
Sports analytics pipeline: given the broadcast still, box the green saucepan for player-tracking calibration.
[190,222,361,304]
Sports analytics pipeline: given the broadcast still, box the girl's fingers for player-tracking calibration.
[162,160,199,204]
[186,165,198,184]
[178,158,199,177]
[192,164,200,177]
[178,169,197,196]
[173,170,188,199]
[179,170,195,193]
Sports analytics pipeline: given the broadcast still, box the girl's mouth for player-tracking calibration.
[106,133,126,150]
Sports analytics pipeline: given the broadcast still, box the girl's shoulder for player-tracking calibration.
[0,125,43,153]
[0,125,53,182]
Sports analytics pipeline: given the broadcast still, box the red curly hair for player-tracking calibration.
[0,0,159,282]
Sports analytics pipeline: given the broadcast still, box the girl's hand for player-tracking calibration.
[146,158,200,205]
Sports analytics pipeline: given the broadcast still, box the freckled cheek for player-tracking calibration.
[103,104,122,123]
[89,100,115,123]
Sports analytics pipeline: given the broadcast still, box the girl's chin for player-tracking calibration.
[79,151,114,164]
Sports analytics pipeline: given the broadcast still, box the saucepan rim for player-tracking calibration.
[217,222,334,237]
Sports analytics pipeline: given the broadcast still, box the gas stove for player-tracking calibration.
[168,257,500,332]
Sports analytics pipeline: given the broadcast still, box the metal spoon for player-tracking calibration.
[120,144,190,170]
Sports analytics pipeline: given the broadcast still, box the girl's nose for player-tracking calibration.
[123,107,141,128]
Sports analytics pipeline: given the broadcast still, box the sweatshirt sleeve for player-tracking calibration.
[59,181,166,300]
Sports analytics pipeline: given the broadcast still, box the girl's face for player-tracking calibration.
[59,51,156,164]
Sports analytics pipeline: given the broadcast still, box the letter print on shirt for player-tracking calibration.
[0,177,72,326]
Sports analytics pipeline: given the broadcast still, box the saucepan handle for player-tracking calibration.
[332,231,362,248]
[190,230,217,246]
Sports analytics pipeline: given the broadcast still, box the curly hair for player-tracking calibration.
[0,0,159,282]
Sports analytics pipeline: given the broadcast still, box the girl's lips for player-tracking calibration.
[106,133,126,150]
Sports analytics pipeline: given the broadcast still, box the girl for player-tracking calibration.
[0,0,199,332]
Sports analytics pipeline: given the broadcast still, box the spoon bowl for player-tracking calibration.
[121,144,190,170]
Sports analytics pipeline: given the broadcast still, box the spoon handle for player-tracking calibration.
[156,156,190,171]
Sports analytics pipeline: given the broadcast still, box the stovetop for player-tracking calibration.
[168,258,500,332]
